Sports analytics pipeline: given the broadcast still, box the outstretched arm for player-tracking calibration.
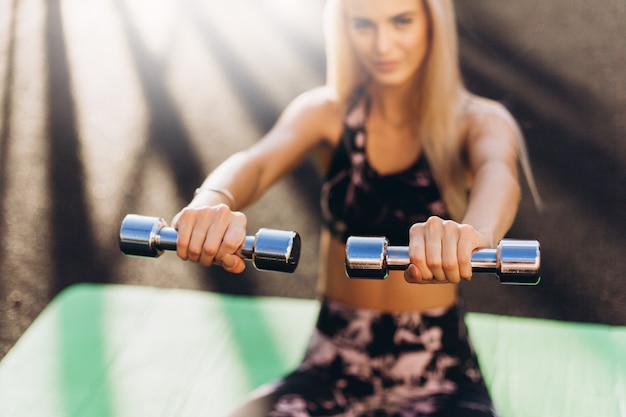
[406,100,522,284]
[172,87,342,271]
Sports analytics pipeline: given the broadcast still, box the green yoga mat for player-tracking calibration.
[0,284,623,417]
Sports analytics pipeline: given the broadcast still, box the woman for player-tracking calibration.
[173,0,538,415]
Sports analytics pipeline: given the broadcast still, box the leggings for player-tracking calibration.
[228,298,498,417]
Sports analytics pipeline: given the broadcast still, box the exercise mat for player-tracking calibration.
[0,284,623,417]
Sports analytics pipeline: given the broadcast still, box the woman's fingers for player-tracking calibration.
[424,217,447,282]
[214,211,247,272]
[457,225,477,281]
[406,217,484,285]
[219,254,246,274]
[406,222,432,283]
[440,221,462,284]
[173,205,247,273]
[174,208,200,261]
[404,263,422,283]
[199,204,233,266]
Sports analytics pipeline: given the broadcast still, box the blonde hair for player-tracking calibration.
[323,0,540,220]
[324,0,467,220]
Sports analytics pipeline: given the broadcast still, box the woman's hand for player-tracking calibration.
[404,216,491,284]
[171,205,248,273]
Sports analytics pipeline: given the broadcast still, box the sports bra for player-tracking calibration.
[320,92,450,246]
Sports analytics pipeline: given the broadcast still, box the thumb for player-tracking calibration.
[404,264,422,283]
[221,254,246,274]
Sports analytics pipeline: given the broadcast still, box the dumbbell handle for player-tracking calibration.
[345,236,540,285]
[119,214,300,273]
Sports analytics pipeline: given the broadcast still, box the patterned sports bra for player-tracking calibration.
[320,92,450,246]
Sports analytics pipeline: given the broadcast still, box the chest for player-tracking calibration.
[365,122,421,176]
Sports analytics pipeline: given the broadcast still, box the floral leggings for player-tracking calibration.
[228,299,498,417]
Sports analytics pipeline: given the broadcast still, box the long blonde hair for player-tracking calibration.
[323,0,540,220]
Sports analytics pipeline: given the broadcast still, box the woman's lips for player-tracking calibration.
[374,60,399,72]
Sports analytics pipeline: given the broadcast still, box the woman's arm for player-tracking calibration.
[462,100,521,246]
[190,88,341,210]
[406,99,522,284]
[172,87,343,271]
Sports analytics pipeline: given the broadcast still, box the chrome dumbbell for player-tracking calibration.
[345,236,541,285]
[119,214,301,273]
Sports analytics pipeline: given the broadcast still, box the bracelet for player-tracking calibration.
[194,187,237,210]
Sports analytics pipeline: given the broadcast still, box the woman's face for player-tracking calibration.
[344,0,430,88]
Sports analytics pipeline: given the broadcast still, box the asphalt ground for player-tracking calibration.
[0,0,624,359]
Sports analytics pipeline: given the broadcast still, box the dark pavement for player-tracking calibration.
[0,0,624,358]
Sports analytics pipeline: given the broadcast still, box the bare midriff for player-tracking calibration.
[317,230,458,312]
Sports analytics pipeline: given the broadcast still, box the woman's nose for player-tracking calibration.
[374,27,392,54]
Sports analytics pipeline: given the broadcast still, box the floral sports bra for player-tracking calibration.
[320,94,450,246]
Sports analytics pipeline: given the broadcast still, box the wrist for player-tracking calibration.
[476,229,497,248]
[192,187,237,210]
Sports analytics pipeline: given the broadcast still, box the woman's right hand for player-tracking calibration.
[171,205,248,273]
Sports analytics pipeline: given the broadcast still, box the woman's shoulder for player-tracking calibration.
[284,86,346,145]
[461,93,520,133]
[288,86,344,119]
[459,93,521,146]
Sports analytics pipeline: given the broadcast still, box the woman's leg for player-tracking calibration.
[230,299,499,417]
[226,370,344,417]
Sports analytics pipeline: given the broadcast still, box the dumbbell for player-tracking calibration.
[119,214,301,273]
[345,236,541,285]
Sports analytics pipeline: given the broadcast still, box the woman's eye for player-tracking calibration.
[352,19,373,30]
[393,16,413,27]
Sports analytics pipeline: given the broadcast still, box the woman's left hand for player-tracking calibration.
[404,216,491,284]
